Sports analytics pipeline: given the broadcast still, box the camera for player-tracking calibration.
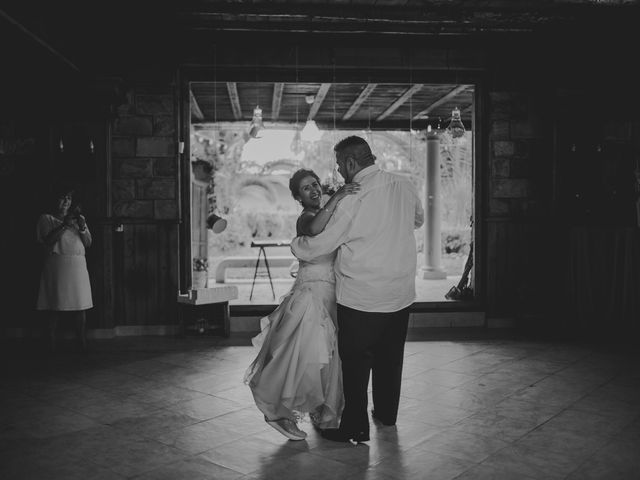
[71,205,82,219]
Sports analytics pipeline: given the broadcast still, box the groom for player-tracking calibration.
[290,135,424,443]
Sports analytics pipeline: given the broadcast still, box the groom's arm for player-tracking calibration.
[291,203,354,261]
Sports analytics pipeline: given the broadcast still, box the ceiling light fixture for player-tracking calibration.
[249,105,264,138]
[301,119,322,142]
[446,107,466,139]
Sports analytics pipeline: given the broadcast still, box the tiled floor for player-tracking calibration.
[1,334,639,479]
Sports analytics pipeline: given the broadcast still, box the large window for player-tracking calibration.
[189,82,474,304]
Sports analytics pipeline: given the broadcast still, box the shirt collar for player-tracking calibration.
[352,164,379,183]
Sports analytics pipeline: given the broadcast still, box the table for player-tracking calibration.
[249,239,291,300]
[176,285,238,337]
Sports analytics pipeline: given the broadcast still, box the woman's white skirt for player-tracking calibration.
[36,254,93,311]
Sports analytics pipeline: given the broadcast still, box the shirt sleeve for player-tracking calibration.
[290,202,354,261]
[36,214,52,243]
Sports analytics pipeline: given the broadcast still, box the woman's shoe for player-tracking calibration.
[264,416,307,441]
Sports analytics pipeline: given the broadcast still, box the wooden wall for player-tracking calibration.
[111,221,179,328]
[107,74,181,330]
[99,34,639,332]
[3,13,639,337]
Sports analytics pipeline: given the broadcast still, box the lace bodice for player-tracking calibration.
[294,251,336,285]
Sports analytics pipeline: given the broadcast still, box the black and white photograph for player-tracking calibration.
[1,1,640,478]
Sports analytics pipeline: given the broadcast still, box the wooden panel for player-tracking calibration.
[307,83,331,121]
[86,223,115,329]
[484,220,550,318]
[271,82,284,121]
[191,181,209,260]
[226,82,243,120]
[190,90,205,121]
[114,222,179,326]
[342,83,377,120]
[376,84,423,121]
[413,85,469,120]
[191,81,474,128]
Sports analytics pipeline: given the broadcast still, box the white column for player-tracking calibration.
[420,129,447,280]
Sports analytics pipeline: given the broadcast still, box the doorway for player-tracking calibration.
[186,80,476,306]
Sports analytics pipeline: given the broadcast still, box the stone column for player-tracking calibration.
[420,129,447,280]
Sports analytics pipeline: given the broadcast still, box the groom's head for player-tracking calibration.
[334,136,376,183]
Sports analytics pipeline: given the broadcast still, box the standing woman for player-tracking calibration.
[36,185,93,351]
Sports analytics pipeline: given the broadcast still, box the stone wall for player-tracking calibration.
[483,88,555,323]
[112,85,178,220]
[104,75,182,329]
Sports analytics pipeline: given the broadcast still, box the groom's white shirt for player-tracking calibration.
[291,164,424,312]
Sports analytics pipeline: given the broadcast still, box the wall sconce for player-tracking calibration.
[207,212,227,233]
[59,137,64,152]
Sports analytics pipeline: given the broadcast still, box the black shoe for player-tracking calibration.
[321,428,369,443]
[371,410,395,426]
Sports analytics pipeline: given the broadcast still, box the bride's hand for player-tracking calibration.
[335,182,360,198]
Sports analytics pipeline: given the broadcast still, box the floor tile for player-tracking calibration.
[412,428,509,463]
[368,448,475,480]
[1,336,639,480]
[134,456,245,479]
[565,437,640,479]
[199,435,307,475]
[164,394,245,421]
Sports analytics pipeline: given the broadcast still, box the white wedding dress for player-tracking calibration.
[244,251,344,428]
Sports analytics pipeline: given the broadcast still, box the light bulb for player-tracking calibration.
[447,107,465,138]
[301,120,322,142]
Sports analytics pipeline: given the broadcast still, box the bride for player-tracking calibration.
[244,168,359,441]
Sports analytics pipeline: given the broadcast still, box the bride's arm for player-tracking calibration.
[297,183,360,236]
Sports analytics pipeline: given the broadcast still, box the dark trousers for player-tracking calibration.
[337,304,410,436]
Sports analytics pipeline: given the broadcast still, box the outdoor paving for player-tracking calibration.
[221,275,463,306]
[211,245,467,306]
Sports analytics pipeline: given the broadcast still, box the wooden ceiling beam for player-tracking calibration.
[412,85,468,120]
[307,83,331,121]
[0,9,80,73]
[343,83,378,121]
[190,90,204,121]
[271,82,284,121]
[226,82,243,120]
[376,84,423,121]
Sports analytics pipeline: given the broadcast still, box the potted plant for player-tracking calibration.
[192,257,208,289]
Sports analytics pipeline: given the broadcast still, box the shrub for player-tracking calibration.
[442,228,471,254]
[415,226,471,256]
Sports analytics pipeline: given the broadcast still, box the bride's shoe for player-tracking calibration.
[264,416,307,441]
[309,410,323,431]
